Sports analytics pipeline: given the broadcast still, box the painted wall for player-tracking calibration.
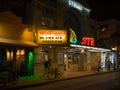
[0,11,33,42]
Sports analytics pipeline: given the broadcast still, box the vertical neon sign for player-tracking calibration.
[70,28,77,44]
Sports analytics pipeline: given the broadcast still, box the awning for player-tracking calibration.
[0,38,38,47]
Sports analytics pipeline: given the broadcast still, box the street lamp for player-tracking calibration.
[112,46,117,51]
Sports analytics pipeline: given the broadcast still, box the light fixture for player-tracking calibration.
[80,48,85,53]
[112,46,117,51]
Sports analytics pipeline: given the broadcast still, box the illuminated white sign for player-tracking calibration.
[37,30,67,44]
[68,0,90,13]
[69,0,83,11]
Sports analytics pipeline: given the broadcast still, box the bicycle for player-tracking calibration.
[43,68,55,79]
[54,68,63,79]
[43,68,63,79]
[92,66,99,72]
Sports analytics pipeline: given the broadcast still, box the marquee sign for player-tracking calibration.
[37,30,67,44]
[81,37,95,46]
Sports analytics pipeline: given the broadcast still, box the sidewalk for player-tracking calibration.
[1,70,119,89]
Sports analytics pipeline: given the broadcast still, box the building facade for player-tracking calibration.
[0,11,38,76]
[0,0,115,78]
[21,0,112,77]
[98,19,120,70]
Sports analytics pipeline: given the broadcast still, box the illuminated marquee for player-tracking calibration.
[81,37,95,46]
[37,30,67,44]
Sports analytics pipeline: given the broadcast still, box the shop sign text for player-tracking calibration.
[81,37,95,46]
[37,30,67,44]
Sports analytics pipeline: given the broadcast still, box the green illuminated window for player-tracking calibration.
[28,52,34,75]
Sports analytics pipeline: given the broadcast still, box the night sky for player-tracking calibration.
[0,0,120,21]
[85,0,120,21]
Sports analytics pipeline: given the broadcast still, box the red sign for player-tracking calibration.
[81,37,95,46]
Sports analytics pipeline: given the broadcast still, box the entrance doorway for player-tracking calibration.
[16,49,26,75]
[64,53,73,71]
[63,52,80,72]
[41,50,48,62]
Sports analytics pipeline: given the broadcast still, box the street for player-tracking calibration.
[20,71,120,90]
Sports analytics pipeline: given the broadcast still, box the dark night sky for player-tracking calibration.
[84,0,120,21]
[0,0,120,21]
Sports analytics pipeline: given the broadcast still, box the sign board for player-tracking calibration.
[81,37,95,46]
[37,30,67,44]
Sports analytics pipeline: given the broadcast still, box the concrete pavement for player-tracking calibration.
[1,70,119,90]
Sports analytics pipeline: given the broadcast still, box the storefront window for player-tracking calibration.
[0,48,6,63]
[16,49,26,75]
[73,54,79,64]
[28,52,34,75]
[16,49,25,62]
[57,53,63,65]
[101,52,106,68]
[6,49,13,61]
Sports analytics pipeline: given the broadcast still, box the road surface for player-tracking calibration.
[17,71,120,90]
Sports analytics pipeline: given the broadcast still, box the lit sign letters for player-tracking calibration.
[69,0,82,11]
[37,30,67,44]
[81,37,95,46]
[68,0,90,13]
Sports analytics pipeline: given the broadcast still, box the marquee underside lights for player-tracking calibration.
[70,44,111,52]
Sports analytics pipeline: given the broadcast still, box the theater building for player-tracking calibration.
[23,0,111,76]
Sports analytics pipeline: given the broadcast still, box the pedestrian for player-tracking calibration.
[43,58,51,77]
[108,59,112,71]
[43,60,49,77]
[105,57,110,71]
[54,68,58,79]
[97,60,100,72]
